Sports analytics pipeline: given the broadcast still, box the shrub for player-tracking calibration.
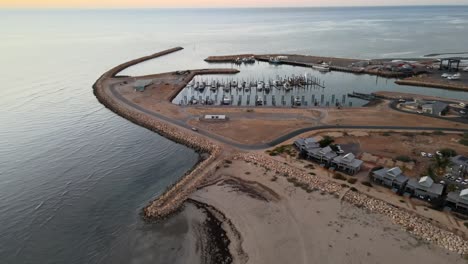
[432,131,445,135]
[395,155,412,163]
[333,173,347,181]
[460,138,468,146]
[420,132,431,136]
[439,148,457,157]
[319,136,334,148]
[224,160,232,164]
[361,181,373,187]
[347,178,358,184]
[350,187,358,192]
[464,222,468,229]
[382,132,391,136]
[401,132,415,137]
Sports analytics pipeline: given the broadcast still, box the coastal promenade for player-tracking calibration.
[94,47,468,258]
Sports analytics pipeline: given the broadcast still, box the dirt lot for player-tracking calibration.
[316,131,468,177]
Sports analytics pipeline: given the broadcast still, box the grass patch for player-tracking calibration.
[269,145,296,156]
[432,130,445,135]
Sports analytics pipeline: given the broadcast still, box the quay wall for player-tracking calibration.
[234,153,468,255]
[396,79,468,92]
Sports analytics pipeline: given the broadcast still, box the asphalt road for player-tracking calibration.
[109,83,468,151]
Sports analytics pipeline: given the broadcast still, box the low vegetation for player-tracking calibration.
[432,130,445,136]
[459,132,468,146]
[347,178,357,184]
[395,155,413,163]
[267,145,296,156]
[361,181,373,187]
[332,173,347,181]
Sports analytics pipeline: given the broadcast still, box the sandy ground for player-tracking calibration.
[188,160,464,264]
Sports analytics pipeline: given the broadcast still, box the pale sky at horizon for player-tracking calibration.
[1,0,468,8]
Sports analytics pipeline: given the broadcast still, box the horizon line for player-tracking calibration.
[2,4,468,10]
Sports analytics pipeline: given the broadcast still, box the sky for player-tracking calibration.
[1,0,468,8]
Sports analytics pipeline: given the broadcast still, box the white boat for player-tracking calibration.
[193,82,199,90]
[269,57,282,64]
[264,82,271,91]
[294,97,301,106]
[448,73,461,80]
[222,96,232,105]
[463,67,468,72]
[283,82,291,91]
[257,81,264,91]
[256,98,263,106]
[441,73,450,78]
[312,63,330,72]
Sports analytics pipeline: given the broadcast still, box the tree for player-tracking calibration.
[440,148,457,158]
[319,136,334,148]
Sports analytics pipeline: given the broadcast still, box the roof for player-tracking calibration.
[204,115,226,119]
[387,167,402,177]
[407,178,444,196]
[461,189,468,200]
[308,146,337,160]
[374,167,409,184]
[134,79,153,88]
[419,176,434,188]
[451,155,468,166]
[333,153,363,168]
[421,101,448,113]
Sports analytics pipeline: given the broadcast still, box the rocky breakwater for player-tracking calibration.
[94,77,222,221]
[344,191,468,255]
[233,153,343,194]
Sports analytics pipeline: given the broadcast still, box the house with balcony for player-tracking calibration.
[372,167,409,191]
[330,153,363,175]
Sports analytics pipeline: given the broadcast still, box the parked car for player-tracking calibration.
[427,153,434,158]
[436,151,442,157]
[460,110,466,115]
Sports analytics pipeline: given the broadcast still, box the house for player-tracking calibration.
[405,176,444,201]
[421,101,448,116]
[372,167,409,190]
[446,189,468,213]
[307,146,337,165]
[294,138,319,152]
[330,153,363,175]
[449,155,468,178]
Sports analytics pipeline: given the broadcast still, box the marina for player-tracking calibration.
[172,74,341,107]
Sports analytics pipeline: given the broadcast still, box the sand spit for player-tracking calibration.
[232,153,468,255]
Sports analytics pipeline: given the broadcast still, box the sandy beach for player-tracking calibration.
[186,159,465,264]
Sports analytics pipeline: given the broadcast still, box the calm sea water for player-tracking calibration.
[1,6,468,264]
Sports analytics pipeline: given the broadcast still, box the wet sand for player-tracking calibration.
[185,159,465,264]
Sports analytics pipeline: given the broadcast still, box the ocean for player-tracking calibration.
[1,6,468,263]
